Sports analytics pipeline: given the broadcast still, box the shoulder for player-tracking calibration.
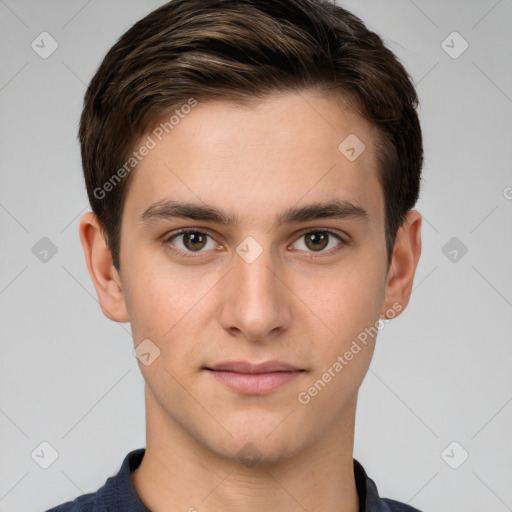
[43,448,146,512]
[353,458,424,512]
[43,491,96,512]
[380,497,423,512]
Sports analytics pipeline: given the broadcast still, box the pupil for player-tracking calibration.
[307,232,327,250]
[185,232,205,250]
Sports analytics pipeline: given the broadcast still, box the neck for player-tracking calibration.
[131,386,360,512]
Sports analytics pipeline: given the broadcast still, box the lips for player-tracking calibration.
[204,360,305,395]
[206,360,303,373]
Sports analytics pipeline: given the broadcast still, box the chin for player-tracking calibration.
[201,427,307,467]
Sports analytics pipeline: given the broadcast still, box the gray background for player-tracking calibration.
[0,1,511,511]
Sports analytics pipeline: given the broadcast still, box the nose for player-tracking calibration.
[218,241,292,343]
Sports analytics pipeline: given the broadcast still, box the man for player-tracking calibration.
[46,0,423,510]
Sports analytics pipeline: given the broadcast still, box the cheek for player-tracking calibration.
[122,257,216,361]
[298,257,385,337]
[121,255,171,342]
[295,266,382,413]
[293,255,386,393]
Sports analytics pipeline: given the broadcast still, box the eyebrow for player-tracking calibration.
[140,198,369,230]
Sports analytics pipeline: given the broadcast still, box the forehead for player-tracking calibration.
[124,90,384,230]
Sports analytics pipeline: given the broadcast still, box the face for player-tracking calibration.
[106,90,405,463]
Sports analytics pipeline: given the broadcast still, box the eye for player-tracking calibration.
[164,229,219,257]
[290,229,345,255]
[163,228,346,258]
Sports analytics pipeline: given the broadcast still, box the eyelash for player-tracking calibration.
[162,228,347,259]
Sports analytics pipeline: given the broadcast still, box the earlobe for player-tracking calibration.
[79,212,130,323]
[380,210,422,319]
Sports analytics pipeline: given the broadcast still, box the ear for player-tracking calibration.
[380,209,422,319]
[79,212,130,323]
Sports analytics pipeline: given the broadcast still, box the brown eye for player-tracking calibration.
[182,231,207,251]
[292,230,344,254]
[304,232,329,251]
[165,229,217,255]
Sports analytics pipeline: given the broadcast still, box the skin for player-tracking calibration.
[79,89,422,512]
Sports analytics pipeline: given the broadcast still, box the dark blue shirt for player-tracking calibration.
[44,448,422,512]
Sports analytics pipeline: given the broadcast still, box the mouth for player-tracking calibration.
[203,360,305,395]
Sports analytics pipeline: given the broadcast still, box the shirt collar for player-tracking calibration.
[97,448,398,512]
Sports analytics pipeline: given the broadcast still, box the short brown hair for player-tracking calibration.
[79,0,423,271]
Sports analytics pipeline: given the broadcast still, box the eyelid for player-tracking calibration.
[292,226,348,243]
[163,227,348,257]
[163,227,221,258]
[288,228,347,257]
